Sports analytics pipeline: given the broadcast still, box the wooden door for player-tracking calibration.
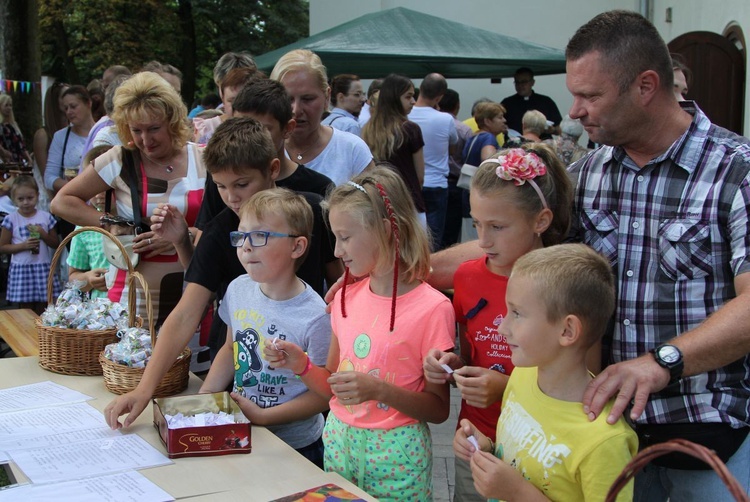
[669,31,745,136]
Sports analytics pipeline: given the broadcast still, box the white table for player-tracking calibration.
[0,357,376,501]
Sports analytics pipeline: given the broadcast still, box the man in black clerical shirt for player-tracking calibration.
[500,67,562,136]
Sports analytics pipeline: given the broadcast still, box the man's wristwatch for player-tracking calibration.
[651,344,684,385]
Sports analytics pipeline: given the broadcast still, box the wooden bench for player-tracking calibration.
[0,309,39,357]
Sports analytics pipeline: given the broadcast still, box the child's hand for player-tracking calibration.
[150,203,188,244]
[454,418,489,461]
[32,225,49,239]
[453,366,508,408]
[328,371,380,405]
[471,449,525,500]
[24,237,40,251]
[262,338,307,374]
[424,349,462,384]
[229,392,264,423]
[84,268,108,292]
[104,389,150,430]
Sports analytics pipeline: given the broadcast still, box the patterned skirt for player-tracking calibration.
[6,262,61,303]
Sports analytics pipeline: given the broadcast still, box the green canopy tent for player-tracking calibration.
[253,7,567,79]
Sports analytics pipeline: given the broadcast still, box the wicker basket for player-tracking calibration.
[38,226,136,376]
[100,271,191,397]
[606,438,750,501]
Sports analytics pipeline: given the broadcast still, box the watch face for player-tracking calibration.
[658,345,680,364]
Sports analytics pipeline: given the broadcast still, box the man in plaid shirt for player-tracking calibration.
[567,10,750,501]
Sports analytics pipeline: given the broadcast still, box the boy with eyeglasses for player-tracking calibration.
[200,187,330,467]
[103,118,338,468]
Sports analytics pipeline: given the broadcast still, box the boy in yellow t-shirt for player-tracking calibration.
[454,244,638,501]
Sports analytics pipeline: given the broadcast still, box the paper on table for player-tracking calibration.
[0,382,92,414]
[0,403,105,439]
[0,471,175,502]
[10,434,172,484]
[0,426,119,454]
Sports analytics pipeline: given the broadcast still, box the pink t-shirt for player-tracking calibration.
[330,278,455,430]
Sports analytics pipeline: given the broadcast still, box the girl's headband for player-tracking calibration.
[346,181,366,193]
[481,148,549,210]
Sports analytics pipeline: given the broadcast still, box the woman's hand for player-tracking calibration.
[0,145,11,162]
[327,371,382,405]
[1,176,15,195]
[134,231,174,258]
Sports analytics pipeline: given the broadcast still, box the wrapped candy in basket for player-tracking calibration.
[36,227,134,375]
[99,270,190,397]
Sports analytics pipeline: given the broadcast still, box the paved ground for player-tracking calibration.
[430,385,461,502]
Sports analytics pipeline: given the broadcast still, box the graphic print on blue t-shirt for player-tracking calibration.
[233,327,263,393]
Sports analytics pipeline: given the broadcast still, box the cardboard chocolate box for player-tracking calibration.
[153,392,251,458]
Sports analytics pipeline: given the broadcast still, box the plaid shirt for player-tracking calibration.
[570,102,750,427]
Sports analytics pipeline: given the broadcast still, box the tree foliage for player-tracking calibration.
[0,0,42,141]
[37,0,309,103]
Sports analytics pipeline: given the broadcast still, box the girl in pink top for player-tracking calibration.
[265,166,455,501]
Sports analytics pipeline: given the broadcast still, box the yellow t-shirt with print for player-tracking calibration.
[493,366,637,501]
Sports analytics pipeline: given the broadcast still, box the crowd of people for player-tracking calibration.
[0,9,748,502]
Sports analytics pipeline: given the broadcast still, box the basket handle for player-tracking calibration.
[605,438,750,501]
[127,271,155,346]
[48,226,136,304]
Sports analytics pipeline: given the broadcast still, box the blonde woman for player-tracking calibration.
[270,49,373,185]
[0,94,32,166]
[51,71,206,327]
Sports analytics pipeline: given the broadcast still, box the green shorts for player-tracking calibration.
[323,413,433,501]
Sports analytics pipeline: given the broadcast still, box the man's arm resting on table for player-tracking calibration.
[583,272,750,424]
[428,241,483,291]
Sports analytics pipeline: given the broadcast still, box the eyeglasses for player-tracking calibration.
[229,230,300,248]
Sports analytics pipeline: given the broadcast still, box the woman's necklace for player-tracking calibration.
[143,152,176,173]
[291,133,322,162]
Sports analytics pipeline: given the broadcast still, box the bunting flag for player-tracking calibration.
[0,79,41,94]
